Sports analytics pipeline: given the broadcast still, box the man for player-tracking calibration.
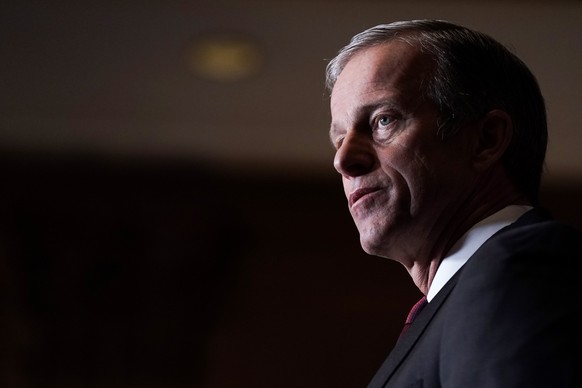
[325,20,581,387]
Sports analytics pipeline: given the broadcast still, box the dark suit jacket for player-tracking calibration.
[368,208,582,388]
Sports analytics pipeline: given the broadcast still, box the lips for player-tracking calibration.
[349,187,382,208]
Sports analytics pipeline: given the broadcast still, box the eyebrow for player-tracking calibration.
[329,99,402,141]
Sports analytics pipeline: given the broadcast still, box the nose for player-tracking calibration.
[333,131,376,178]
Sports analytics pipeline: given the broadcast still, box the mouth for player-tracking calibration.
[349,187,382,208]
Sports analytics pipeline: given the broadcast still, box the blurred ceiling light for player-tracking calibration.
[187,33,265,82]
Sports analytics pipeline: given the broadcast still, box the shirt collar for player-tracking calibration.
[426,205,533,302]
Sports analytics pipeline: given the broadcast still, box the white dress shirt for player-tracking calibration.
[426,205,533,302]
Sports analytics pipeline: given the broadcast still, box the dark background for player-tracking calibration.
[1,1,581,387]
[0,152,580,388]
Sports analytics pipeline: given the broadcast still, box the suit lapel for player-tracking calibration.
[367,270,461,388]
[367,208,551,387]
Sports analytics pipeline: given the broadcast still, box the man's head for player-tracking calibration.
[326,20,547,205]
[327,20,547,263]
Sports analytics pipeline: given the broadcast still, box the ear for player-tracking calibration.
[472,109,513,172]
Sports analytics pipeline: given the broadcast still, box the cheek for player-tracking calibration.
[381,148,438,211]
[410,153,472,213]
[379,144,426,187]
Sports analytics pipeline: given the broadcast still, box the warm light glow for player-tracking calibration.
[187,34,264,82]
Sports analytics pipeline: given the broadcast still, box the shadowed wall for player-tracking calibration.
[0,153,579,388]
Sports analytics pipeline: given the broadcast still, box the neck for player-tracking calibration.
[407,168,531,295]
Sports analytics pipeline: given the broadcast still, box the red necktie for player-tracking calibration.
[399,296,428,338]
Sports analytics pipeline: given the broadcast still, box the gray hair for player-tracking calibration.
[325,20,547,204]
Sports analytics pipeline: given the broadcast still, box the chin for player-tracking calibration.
[358,226,400,259]
[359,235,384,256]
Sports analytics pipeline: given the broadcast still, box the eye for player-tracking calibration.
[371,112,401,143]
[372,114,397,132]
[330,133,344,150]
[378,116,393,127]
[333,137,344,150]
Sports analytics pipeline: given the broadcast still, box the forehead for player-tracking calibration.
[330,41,433,108]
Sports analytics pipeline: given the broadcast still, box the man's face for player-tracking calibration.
[329,41,475,262]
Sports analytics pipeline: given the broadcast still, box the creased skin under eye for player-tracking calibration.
[371,114,402,144]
